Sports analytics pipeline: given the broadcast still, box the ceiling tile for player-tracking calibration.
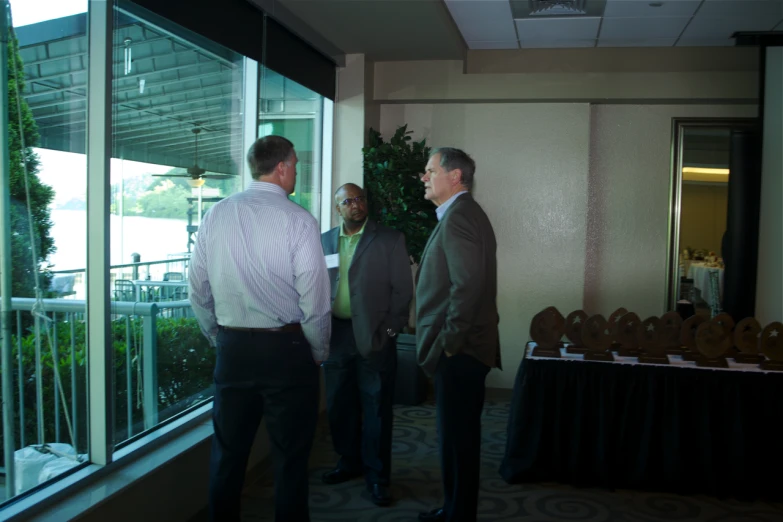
[597,37,678,47]
[603,0,701,18]
[518,39,597,48]
[515,17,601,41]
[676,38,736,47]
[600,17,690,39]
[682,15,781,39]
[468,40,520,50]
[698,0,783,19]
[444,0,517,42]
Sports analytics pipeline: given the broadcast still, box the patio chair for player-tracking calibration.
[113,280,136,302]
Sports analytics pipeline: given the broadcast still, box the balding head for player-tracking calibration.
[334,183,363,202]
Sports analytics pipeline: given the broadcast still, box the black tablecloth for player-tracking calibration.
[499,349,783,500]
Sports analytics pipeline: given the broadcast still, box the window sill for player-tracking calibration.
[2,403,214,522]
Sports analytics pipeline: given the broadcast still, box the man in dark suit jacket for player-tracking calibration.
[320,183,413,506]
[415,148,501,522]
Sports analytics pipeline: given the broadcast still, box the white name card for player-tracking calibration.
[325,254,340,269]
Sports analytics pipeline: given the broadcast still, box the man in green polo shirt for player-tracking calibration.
[332,216,366,319]
[320,183,413,507]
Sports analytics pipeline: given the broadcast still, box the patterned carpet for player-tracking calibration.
[237,390,783,522]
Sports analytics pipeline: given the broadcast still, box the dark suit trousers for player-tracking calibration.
[435,352,490,522]
[324,317,397,486]
[209,327,320,522]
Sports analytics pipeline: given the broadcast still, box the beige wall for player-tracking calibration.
[381,103,590,389]
[374,57,757,103]
[328,53,763,389]
[378,101,755,388]
[584,104,755,319]
[679,183,729,257]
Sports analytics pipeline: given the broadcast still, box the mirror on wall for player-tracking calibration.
[666,119,759,318]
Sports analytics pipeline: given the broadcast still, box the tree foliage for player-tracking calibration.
[8,34,55,297]
[363,125,437,264]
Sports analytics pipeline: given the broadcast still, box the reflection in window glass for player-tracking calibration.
[259,67,325,219]
[109,2,245,447]
[3,0,90,503]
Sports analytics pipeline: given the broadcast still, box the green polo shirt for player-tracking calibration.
[332,220,367,319]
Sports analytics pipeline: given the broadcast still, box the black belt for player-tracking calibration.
[220,323,301,334]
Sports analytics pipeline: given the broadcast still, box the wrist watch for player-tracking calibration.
[386,328,397,338]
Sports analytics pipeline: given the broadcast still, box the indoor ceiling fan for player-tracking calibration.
[153,127,234,187]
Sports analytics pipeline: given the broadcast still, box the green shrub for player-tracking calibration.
[0,315,215,452]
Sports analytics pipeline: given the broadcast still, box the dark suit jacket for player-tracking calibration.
[321,220,413,358]
[415,193,501,377]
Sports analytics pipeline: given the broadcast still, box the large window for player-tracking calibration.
[1,0,334,513]
[3,0,90,503]
[259,67,330,220]
[108,1,246,447]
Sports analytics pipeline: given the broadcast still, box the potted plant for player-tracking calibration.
[363,125,437,405]
[363,125,438,268]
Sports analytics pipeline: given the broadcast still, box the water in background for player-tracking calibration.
[47,209,190,271]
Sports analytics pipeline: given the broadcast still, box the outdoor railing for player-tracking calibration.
[1,296,212,500]
[49,257,191,300]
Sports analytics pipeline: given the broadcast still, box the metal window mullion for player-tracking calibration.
[320,98,335,231]
[17,311,24,449]
[53,312,60,442]
[70,315,78,451]
[311,97,324,221]
[86,0,114,466]
[0,0,16,494]
[240,57,258,190]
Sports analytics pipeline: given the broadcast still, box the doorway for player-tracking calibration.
[666,118,759,317]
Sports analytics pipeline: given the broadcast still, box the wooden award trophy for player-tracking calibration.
[733,317,764,364]
[565,310,588,354]
[760,322,783,371]
[582,315,615,362]
[681,314,707,362]
[614,312,641,357]
[712,313,737,357]
[636,316,670,364]
[529,307,565,358]
[660,311,684,355]
[607,308,628,334]
[695,320,731,368]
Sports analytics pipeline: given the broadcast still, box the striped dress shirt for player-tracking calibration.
[189,181,331,362]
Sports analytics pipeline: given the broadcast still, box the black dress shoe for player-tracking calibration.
[368,483,392,506]
[322,468,361,484]
[418,507,445,521]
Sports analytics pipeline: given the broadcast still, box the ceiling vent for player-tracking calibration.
[511,0,607,18]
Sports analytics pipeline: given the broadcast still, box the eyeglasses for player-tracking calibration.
[340,196,366,207]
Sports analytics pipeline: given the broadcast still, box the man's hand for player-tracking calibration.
[314,360,324,366]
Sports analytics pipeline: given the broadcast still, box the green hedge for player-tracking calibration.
[0,315,215,452]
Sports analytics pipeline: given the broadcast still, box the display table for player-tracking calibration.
[499,343,783,500]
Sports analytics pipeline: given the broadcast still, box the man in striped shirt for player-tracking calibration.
[189,135,331,522]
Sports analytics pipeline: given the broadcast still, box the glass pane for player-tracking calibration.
[259,67,325,220]
[109,1,245,446]
[2,0,90,503]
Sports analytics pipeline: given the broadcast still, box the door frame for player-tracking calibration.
[665,117,757,312]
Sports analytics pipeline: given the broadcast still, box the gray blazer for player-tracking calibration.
[415,193,502,377]
[321,220,413,358]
